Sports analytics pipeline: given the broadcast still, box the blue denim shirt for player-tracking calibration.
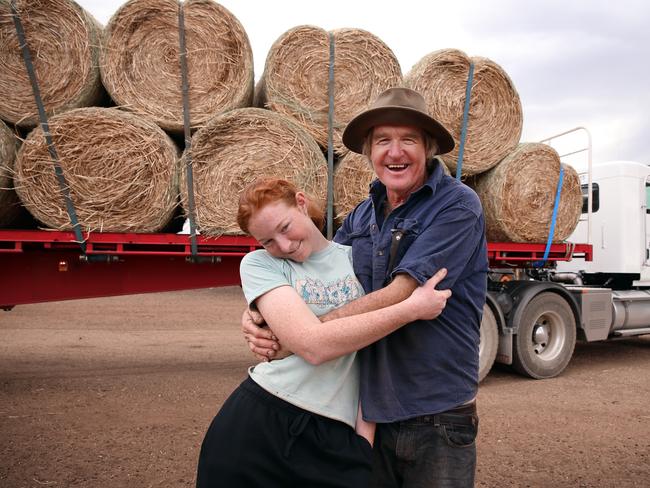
[334,161,488,422]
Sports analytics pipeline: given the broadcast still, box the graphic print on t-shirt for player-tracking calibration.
[296,275,363,307]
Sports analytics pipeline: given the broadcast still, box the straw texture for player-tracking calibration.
[101,0,254,133]
[14,107,179,232]
[405,49,522,176]
[333,151,375,222]
[179,108,327,235]
[0,119,22,226]
[256,25,402,155]
[0,0,104,127]
[471,143,582,243]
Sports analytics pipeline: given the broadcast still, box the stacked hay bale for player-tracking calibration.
[0,0,104,127]
[470,143,582,242]
[405,49,522,177]
[334,144,582,244]
[1,0,582,243]
[2,0,261,234]
[256,25,402,155]
[333,48,582,244]
[101,0,254,132]
[0,119,22,226]
[333,152,375,222]
[179,108,327,235]
[14,108,179,232]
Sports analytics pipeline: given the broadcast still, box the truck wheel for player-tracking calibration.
[512,292,576,379]
[479,304,498,382]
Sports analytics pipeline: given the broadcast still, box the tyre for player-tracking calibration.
[512,292,576,379]
[478,303,498,382]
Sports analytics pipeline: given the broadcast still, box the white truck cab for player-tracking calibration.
[557,160,650,287]
[478,129,650,381]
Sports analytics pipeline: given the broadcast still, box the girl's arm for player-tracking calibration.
[242,273,419,361]
[253,268,450,365]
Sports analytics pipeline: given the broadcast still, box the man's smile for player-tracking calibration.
[386,163,409,172]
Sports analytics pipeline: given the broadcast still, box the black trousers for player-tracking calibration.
[369,405,479,488]
[196,377,373,488]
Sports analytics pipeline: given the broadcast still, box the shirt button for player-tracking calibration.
[378,250,384,256]
[371,224,377,232]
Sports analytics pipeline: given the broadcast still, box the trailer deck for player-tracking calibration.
[0,230,593,308]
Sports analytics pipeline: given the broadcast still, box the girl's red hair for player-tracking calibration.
[237,178,324,235]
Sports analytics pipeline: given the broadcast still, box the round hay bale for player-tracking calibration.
[471,143,582,243]
[14,107,179,232]
[101,0,254,133]
[256,25,402,155]
[333,154,451,221]
[0,119,22,226]
[333,151,375,222]
[405,49,522,176]
[0,0,104,127]
[179,107,327,235]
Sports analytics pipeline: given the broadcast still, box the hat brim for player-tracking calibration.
[342,106,455,155]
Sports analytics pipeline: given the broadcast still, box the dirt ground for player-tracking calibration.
[1,287,649,488]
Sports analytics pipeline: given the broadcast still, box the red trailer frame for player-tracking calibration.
[0,230,258,309]
[0,229,592,309]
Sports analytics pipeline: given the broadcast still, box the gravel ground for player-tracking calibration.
[1,287,649,487]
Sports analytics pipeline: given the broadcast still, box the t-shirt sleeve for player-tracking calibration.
[239,250,291,305]
[392,190,487,290]
[343,244,354,267]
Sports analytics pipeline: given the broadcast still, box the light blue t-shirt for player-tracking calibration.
[240,242,365,427]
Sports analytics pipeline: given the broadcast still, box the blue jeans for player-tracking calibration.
[369,408,478,488]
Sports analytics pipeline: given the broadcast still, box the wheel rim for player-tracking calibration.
[530,311,566,360]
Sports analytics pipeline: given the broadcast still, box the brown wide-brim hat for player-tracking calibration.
[342,87,455,155]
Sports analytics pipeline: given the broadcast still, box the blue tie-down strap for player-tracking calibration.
[534,164,565,267]
[456,61,475,180]
[11,1,86,253]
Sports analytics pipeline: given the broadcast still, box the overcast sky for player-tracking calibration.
[77,0,649,166]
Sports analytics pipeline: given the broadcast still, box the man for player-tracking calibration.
[244,87,488,487]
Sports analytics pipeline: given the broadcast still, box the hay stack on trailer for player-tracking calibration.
[333,141,582,244]
[2,0,581,244]
[0,0,104,127]
[14,107,179,232]
[405,49,522,176]
[101,0,254,132]
[470,143,582,242]
[0,119,22,226]
[179,108,327,235]
[255,25,402,155]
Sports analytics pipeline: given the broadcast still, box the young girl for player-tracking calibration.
[196,178,449,488]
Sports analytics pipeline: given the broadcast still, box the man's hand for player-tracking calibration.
[241,308,288,361]
[406,268,452,320]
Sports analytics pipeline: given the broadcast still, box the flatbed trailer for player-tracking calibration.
[0,228,592,309]
[0,229,258,309]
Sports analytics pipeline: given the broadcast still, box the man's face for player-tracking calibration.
[369,125,428,201]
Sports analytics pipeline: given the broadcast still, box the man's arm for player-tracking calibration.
[320,273,418,321]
